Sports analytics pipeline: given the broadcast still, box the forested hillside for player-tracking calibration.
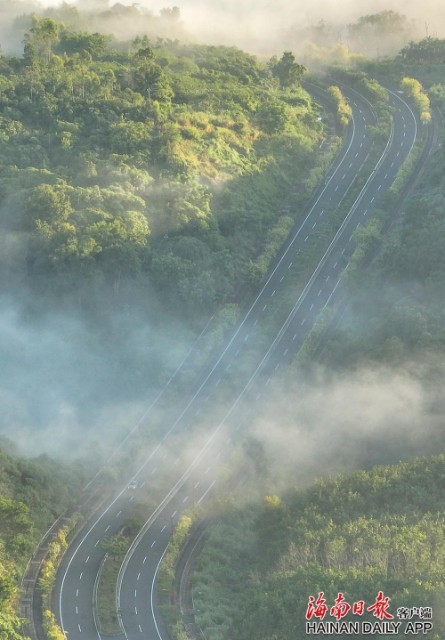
[0,444,84,639]
[0,17,322,319]
[0,14,329,452]
[192,456,445,640]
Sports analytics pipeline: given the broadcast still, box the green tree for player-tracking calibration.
[27,184,73,228]
[25,17,60,63]
[271,51,306,88]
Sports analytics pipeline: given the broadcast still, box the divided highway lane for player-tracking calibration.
[260,88,418,375]
[54,89,416,640]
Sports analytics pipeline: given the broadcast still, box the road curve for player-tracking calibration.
[53,86,419,640]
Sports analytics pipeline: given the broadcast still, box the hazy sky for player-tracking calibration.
[4,0,445,58]
[22,0,445,34]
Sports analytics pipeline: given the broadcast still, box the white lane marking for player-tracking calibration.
[312,222,317,229]
[334,185,339,191]
[140,481,146,487]
[304,235,309,242]
[280,275,285,282]
[348,162,353,169]
[182,496,188,504]
[384,172,388,179]
[143,556,147,564]
[288,261,293,269]
[137,573,141,581]
[293,333,297,341]
[94,540,100,547]
[349,233,354,242]
[360,142,363,148]
[355,152,359,158]
[275,363,280,371]
[319,209,324,216]
[105,525,110,533]
[76,589,79,597]
[342,173,347,179]
[215,377,221,386]
[262,304,267,311]
[161,524,167,533]
[139,625,143,633]
[151,467,157,475]
[172,509,178,516]
[85,556,90,564]
[76,606,79,615]
[78,624,82,633]
[301,318,306,325]
[151,540,156,548]
[194,482,200,489]
[135,606,138,615]
[370,196,375,203]
[129,496,134,502]
[253,318,258,325]
[205,466,211,474]
[318,289,322,296]
[390,161,394,168]
[363,209,368,216]
[197,480,216,505]
[135,589,137,598]
[377,184,382,191]
[333,261,338,268]
[116,510,122,518]
[403,130,406,137]
[309,303,314,311]
[283,348,289,356]
[79,572,83,580]
[326,275,330,282]
[271,290,276,297]
[235,349,240,357]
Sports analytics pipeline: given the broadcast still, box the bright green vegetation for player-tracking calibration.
[0,17,323,323]
[0,444,84,639]
[157,514,193,629]
[191,456,444,640]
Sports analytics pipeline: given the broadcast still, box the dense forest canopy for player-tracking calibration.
[0,17,321,315]
[193,456,445,640]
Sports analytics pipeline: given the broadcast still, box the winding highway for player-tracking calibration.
[53,85,420,640]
